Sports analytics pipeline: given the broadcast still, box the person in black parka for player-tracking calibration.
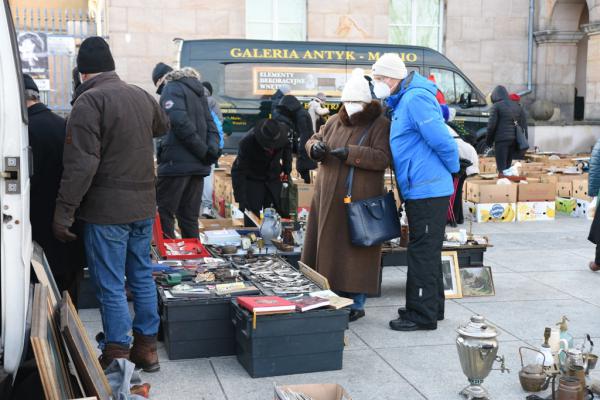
[24,74,85,304]
[273,95,316,183]
[588,138,600,272]
[153,65,220,239]
[231,119,292,226]
[485,85,528,173]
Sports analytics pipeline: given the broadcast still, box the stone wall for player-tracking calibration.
[444,0,530,96]
[107,0,245,94]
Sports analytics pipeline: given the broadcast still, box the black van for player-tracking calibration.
[180,39,490,153]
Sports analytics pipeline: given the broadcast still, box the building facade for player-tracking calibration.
[9,0,600,122]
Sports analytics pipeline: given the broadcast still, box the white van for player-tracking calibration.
[0,0,32,390]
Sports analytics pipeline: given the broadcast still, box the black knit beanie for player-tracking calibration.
[77,36,115,74]
[23,73,38,92]
[152,62,173,85]
[202,81,213,96]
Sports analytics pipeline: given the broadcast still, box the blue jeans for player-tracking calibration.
[338,291,367,311]
[84,218,159,348]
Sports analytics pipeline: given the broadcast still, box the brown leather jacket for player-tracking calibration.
[54,72,169,226]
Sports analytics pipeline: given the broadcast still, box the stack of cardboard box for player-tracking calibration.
[464,180,518,223]
[516,180,556,221]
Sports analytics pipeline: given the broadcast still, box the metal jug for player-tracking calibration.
[556,376,584,400]
[456,315,508,400]
[259,208,281,245]
[518,347,551,392]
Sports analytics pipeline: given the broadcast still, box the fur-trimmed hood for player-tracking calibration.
[338,101,382,127]
[165,67,204,97]
[165,67,201,82]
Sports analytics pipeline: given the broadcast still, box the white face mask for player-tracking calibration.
[373,80,392,99]
[344,102,364,117]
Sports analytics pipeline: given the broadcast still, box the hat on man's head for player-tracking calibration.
[372,53,408,80]
[152,62,173,85]
[202,81,213,96]
[316,92,327,102]
[23,73,38,92]
[254,119,289,150]
[341,68,372,103]
[77,36,115,74]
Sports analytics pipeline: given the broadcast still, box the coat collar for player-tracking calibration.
[339,100,382,127]
[71,71,120,104]
[27,102,49,117]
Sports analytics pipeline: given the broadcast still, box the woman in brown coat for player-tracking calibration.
[301,69,391,322]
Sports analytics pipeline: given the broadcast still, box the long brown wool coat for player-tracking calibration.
[301,101,391,295]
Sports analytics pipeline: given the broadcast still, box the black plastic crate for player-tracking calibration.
[158,288,237,359]
[231,300,349,378]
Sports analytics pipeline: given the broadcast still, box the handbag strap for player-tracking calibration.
[344,125,373,201]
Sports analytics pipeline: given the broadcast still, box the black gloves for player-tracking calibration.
[330,147,349,161]
[310,141,329,161]
[53,222,77,243]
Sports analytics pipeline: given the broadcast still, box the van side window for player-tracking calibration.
[430,67,473,105]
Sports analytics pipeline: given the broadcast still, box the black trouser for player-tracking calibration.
[495,140,516,173]
[157,175,204,239]
[404,196,450,326]
[453,173,468,225]
[595,245,600,265]
[298,169,311,184]
[240,179,282,227]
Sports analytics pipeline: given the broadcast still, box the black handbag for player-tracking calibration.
[514,120,529,151]
[344,127,401,247]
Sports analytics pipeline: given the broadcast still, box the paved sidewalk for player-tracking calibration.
[81,215,600,399]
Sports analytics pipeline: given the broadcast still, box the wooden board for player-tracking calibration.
[298,261,330,290]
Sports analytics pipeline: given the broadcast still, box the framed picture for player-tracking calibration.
[31,242,60,307]
[60,292,112,399]
[442,251,462,299]
[31,284,76,400]
[460,266,496,297]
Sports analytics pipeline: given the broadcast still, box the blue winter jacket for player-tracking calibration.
[386,72,459,200]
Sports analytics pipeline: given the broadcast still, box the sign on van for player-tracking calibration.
[231,47,418,63]
[253,66,347,96]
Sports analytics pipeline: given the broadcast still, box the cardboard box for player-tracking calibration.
[199,218,244,231]
[556,197,577,215]
[466,180,517,203]
[517,182,556,202]
[517,201,556,221]
[465,201,517,223]
[556,182,573,198]
[573,198,596,220]
[297,182,315,218]
[274,384,352,400]
[572,179,591,201]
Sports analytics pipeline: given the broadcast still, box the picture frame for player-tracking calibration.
[31,284,76,400]
[441,251,462,299]
[31,241,60,307]
[60,292,112,400]
[460,266,496,297]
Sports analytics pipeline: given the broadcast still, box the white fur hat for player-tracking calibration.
[341,68,372,103]
[371,53,408,80]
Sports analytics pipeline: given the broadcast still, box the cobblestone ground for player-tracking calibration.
[81,214,600,399]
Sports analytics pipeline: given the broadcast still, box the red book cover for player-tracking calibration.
[237,296,296,313]
[288,296,330,312]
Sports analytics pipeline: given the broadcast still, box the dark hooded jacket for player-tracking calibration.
[270,88,287,117]
[273,95,316,171]
[486,85,528,146]
[157,68,220,177]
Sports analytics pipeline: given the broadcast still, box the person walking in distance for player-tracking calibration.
[53,37,170,370]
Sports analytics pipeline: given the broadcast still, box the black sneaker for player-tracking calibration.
[389,317,437,331]
[349,309,365,322]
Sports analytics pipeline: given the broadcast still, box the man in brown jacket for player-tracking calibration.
[53,37,169,371]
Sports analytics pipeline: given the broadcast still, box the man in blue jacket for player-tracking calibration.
[372,53,459,331]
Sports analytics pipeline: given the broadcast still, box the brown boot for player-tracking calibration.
[98,343,130,370]
[130,331,160,372]
[590,262,600,272]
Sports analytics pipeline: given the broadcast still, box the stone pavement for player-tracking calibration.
[81,215,600,399]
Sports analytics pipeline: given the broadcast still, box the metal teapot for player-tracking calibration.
[259,208,282,245]
[518,347,552,392]
[456,315,509,400]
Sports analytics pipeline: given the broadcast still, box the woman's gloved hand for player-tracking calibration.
[310,141,329,161]
[330,147,349,161]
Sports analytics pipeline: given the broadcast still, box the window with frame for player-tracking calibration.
[246,0,307,41]
[430,67,473,105]
[389,0,443,51]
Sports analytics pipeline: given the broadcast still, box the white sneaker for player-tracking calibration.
[202,207,217,219]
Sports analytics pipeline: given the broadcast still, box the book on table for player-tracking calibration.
[309,290,354,310]
[286,295,330,312]
[237,296,296,314]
